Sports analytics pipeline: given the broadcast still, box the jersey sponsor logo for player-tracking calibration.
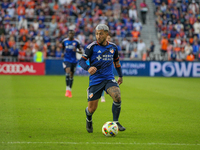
[96,55,102,61]
[65,45,74,49]
[89,93,93,98]
[98,50,101,53]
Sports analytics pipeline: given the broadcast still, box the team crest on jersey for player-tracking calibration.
[89,93,93,98]
[73,42,76,45]
[110,49,114,54]
[98,50,101,53]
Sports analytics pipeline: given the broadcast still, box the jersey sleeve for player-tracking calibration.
[113,47,120,62]
[76,41,81,49]
[79,47,93,71]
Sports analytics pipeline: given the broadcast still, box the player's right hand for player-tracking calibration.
[88,67,97,75]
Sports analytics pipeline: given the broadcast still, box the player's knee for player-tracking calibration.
[88,107,96,114]
[113,93,121,103]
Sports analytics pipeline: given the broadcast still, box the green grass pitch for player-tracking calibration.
[0,75,200,150]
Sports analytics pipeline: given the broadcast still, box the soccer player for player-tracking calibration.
[79,24,126,133]
[62,30,83,98]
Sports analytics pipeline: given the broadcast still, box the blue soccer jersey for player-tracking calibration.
[62,38,81,63]
[79,41,120,86]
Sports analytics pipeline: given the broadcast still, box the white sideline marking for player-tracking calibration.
[1,142,200,146]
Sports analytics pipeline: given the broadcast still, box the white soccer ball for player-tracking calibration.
[102,121,118,137]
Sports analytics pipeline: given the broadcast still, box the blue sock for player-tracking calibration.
[112,101,121,122]
[85,107,93,121]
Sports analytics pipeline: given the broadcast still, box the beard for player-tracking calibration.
[98,38,107,46]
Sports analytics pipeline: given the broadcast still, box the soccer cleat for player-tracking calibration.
[116,122,126,131]
[101,96,105,102]
[65,90,70,97]
[65,90,72,97]
[86,118,93,133]
[68,90,72,98]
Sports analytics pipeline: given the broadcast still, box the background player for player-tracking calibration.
[79,24,126,133]
[62,30,83,98]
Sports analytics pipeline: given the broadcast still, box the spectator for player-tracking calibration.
[170,48,177,61]
[18,17,28,30]
[121,37,129,52]
[19,32,28,43]
[17,3,26,18]
[48,45,56,57]
[10,45,19,62]
[131,28,140,43]
[1,0,10,9]
[32,19,39,31]
[35,33,43,47]
[137,39,146,59]
[185,42,193,55]
[31,39,39,54]
[130,48,139,60]
[178,49,187,61]
[146,41,155,60]
[26,47,33,62]
[113,0,121,20]
[140,0,148,24]
[167,41,173,60]
[26,0,35,9]
[128,6,137,21]
[1,47,11,62]
[133,19,142,32]
[4,11,11,23]
[33,49,43,63]
[38,20,46,29]
[28,25,37,41]
[186,52,195,61]
[43,30,51,47]
[0,24,6,35]
[26,5,34,21]
[193,19,200,37]
[192,41,199,57]
[188,0,199,15]
[0,34,9,49]
[77,31,86,46]
[173,35,181,52]
[8,35,16,48]
[7,5,15,19]
[49,18,57,35]
[126,38,137,58]
[174,20,184,33]
[55,47,62,58]
[38,12,45,22]
[160,36,168,60]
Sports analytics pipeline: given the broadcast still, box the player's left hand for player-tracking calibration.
[117,77,123,85]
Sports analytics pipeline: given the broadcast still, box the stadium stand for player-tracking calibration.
[1,0,199,62]
[0,0,143,62]
[154,0,200,61]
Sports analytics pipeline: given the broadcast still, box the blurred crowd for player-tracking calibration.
[0,0,145,62]
[154,0,200,61]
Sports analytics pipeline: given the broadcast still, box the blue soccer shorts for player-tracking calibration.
[62,61,77,73]
[87,79,119,101]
